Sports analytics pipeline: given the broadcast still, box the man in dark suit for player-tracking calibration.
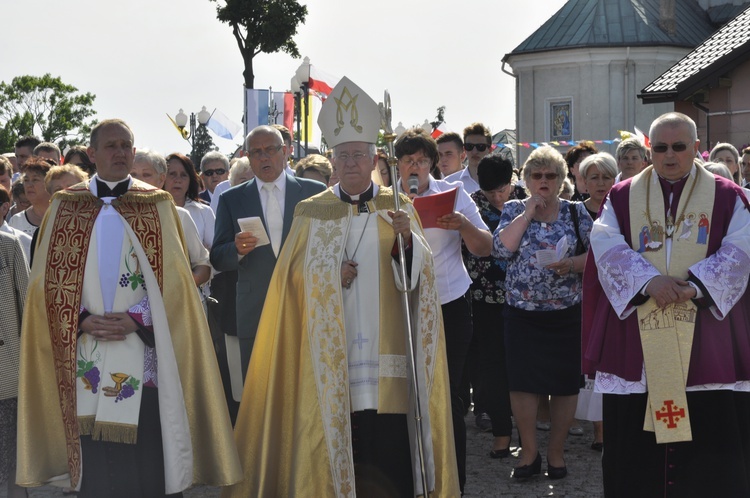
[211,125,326,375]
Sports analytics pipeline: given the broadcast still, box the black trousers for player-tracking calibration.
[603,391,750,498]
[473,301,512,438]
[351,411,413,498]
[79,387,183,498]
[441,293,473,492]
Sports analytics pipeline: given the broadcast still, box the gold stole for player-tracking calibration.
[629,166,713,443]
[300,189,440,496]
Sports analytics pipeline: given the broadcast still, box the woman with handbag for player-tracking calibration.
[494,146,593,480]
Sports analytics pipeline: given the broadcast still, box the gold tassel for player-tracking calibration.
[92,422,139,444]
[78,416,95,436]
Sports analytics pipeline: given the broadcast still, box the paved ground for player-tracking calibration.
[6,415,604,497]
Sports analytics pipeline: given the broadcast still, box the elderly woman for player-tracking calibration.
[395,127,492,493]
[464,154,517,459]
[295,154,332,185]
[165,153,215,250]
[494,145,593,480]
[228,157,254,186]
[709,142,740,184]
[44,164,88,194]
[131,149,211,288]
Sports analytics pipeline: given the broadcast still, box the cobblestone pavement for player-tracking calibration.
[7,414,604,497]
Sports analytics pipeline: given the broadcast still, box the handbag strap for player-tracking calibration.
[568,202,586,255]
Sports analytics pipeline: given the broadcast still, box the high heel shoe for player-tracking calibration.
[512,452,541,478]
[547,461,568,479]
[489,447,510,459]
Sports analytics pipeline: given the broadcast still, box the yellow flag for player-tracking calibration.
[167,113,189,139]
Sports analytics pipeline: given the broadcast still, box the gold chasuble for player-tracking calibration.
[16,180,241,492]
[224,188,459,497]
[629,165,714,443]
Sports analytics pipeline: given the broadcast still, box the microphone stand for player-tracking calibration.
[380,91,430,496]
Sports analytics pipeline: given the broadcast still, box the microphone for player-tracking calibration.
[408,175,419,195]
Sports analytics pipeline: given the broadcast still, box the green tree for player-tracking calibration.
[0,74,97,152]
[209,0,308,88]
[192,124,216,169]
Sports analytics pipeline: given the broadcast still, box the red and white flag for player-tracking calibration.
[308,66,339,101]
[431,122,451,139]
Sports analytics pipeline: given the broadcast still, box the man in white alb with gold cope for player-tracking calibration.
[225,77,459,497]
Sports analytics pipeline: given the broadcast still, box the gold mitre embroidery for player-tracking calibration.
[318,76,380,148]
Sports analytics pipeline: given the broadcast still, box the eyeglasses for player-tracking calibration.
[464,143,489,152]
[400,157,432,168]
[202,168,227,177]
[529,172,559,181]
[248,144,283,159]
[651,142,691,153]
[335,152,370,164]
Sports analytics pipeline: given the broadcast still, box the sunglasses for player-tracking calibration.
[651,143,691,153]
[464,143,489,152]
[202,168,227,177]
[530,172,559,181]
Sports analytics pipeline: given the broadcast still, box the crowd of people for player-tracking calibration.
[2,86,750,497]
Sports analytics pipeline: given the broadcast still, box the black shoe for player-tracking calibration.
[547,462,568,480]
[590,441,603,452]
[512,452,541,478]
[475,412,492,432]
[489,447,510,459]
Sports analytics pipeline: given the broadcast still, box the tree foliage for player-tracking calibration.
[209,0,308,88]
[0,74,97,152]
[192,124,216,169]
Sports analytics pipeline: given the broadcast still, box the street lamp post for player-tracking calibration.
[174,106,211,167]
[294,57,311,157]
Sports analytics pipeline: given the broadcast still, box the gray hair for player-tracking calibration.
[200,150,230,172]
[331,143,377,158]
[580,152,618,179]
[521,146,568,195]
[709,142,739,163]
[134,149,167,174]
[703,162,733,181]
[649,112,698,143]
[615,137,647,161]
[229,157,252,186]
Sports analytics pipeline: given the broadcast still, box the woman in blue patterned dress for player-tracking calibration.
[494,146,593,480]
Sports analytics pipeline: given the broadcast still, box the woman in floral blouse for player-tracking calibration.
[494,146,593,480]
[464,154,519,460]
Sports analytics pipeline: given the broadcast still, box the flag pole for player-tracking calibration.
[380,90,430,497]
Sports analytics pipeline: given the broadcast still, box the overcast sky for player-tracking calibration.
[2,0,568,156]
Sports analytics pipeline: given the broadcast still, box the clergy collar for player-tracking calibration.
[339,183,374,204]
[90,174,132,198]
[335,183,379,203]
[654,164,695,185]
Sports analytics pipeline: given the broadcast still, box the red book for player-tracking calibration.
[412,188,458,229]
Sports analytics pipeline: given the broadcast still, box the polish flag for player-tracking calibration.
[308,66,339,100]
[431,122,451,139]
